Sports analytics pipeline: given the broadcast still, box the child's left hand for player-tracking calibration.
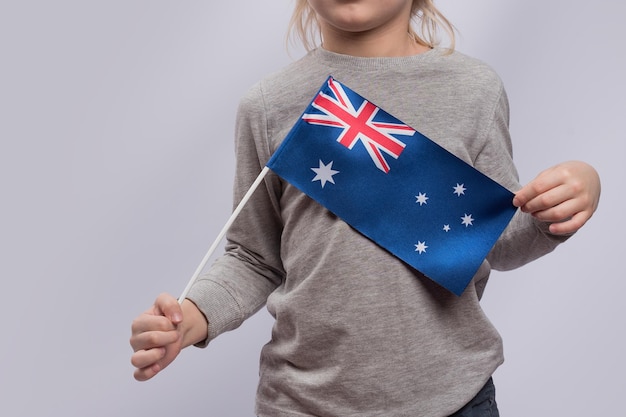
[513,160,601,235]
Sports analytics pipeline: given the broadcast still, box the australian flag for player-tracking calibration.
[266,76,517,296]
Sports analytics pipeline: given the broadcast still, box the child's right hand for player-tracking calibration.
[129,293,185,381]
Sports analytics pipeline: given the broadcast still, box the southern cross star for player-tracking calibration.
[461,213,474,227]
[415,192,429,206]
[453,183,466,196]
[414,241,428,254]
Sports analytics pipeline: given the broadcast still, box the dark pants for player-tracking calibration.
[448,378,499,417]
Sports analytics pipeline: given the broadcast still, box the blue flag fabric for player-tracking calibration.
[266,76,517,296]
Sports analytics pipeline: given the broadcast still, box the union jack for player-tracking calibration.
[302,77,416,173]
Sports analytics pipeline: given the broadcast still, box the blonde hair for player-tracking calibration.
[288,0,456,52]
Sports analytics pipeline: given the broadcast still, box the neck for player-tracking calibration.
[320,25,429,58]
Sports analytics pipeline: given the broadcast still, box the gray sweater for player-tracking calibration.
[187,47,567,416]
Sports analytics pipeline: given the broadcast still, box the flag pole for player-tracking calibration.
[178,166,270,304]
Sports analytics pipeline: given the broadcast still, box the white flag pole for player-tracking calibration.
[178,166,270,304]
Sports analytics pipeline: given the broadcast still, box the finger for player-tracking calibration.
[518,184,568,215]
[133,361,163,382]
[130,328,180,352]
[547,210,591,235]
[132,343,182,381]
[513,169,560,207]
[523,187,582,222]
[131,314,177,336]
[130,347,166,370]
[153,293,183,324]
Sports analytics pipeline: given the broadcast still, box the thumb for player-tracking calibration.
[153,293,183,324]
[512,180,542,210]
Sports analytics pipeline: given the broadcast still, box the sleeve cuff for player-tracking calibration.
[186,278,244,347]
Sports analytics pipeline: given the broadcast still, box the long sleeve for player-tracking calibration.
[186,83,285,344]
[473,84,571,271]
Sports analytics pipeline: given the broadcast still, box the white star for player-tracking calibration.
[311,160,339,188]
[443,224,451,232]
[414,241,428,254]
[453,183,466,196]
[461,213,474,227]
[415,192,429,206]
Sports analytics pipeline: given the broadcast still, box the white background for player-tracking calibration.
[1,1,623,416]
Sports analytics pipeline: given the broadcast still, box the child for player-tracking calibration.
[130,1,601,415]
